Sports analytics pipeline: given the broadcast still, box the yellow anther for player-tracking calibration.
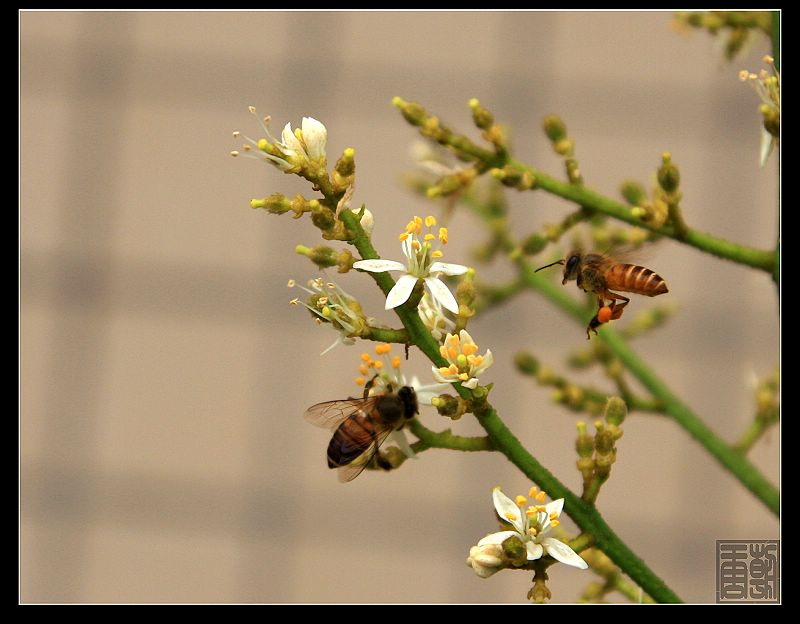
[375,343,391,355]
[439,345,449,359]
[424,233,436,241]
[462,343,478,356]
[439,366,452,376]
[399,232,409,241]
[525,507,537,518]
[287,279,296,287]
[739,69,750,81]
[505,512,518,522]
[412,240,421,252]
[447,346,459,360]
[257,138,269,150]
[515,495,527,506]
[359,364,369,376]
[528,486,539,498]
[425,215,437,227]
[535,491,546,503]
[439,227,448,244]
[355,377,365,386]
[458,373,469,381]
[391,355,401,369]
[373,360,384,370]
[360,353,372,362]
[550,519,560,528]
[431,250,443,258]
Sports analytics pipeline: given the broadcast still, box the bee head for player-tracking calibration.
[562,252,582,284]
[397,386,419,419]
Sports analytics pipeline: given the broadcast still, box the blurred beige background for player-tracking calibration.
[20,10,779,603]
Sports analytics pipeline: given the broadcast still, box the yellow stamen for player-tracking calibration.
[447,346,459,360]
[375,343,391,355]
[439,366,453,376]
[399,232,409,241]
[550,519,560,528]
[462,343,478,357]
[439,345,449,359]
[257,138,269,150]
[355,377,365,386]
[360,353,371,362]
[515,495,527,506]
[425,215,437,227]
[458,373,469,381]
[287,279,296,287]
[373,360,384,370]
[412,240,421,252]
[525,507,537,518]
[424,233,436,241]
[447,334,460,347]
[359,364,369,376]
[391,355,401,369]
[505,512,518,522]
[431,250,443,258]
[535,491,546,503]
[528,486,539,498]
[439,227,448,244]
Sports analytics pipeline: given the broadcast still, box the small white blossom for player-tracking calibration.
[232,107,327,174]
[466,543,505,578]
[432,329,493,390]
[353,215,468,314]
[472,487,588,571]
[418,291,456,342]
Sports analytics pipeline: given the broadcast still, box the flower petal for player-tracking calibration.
[430,261,469,276]
[301,117,327,162]
[541,537,588,569]
[492,488,526,534]
[545,498,565,518]
[386,429,416,459]
[385,274,418,309]
[280,122,304,156]
[424,276,459,314]
[526,541,544,561]
[462,378,479,389]
[413,381,452,405]
[477,530,518,547]
[352,259,407,273]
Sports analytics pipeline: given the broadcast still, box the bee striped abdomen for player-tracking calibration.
[607,264,668,296]
[327,412,376,467]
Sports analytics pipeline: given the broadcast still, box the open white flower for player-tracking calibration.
[476,487,588,570]
[418,291,456,342]
[352,215,468,315]
[432,329,493,390]
[232,107,327,174]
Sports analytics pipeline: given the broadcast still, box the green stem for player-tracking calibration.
[516,162,777,276]
[516,259,779,516]
[363,325,409,344]
[340,209,682,603]
[408,419,494,452]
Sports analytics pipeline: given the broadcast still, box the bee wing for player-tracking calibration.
[335,426,396,483]
[303,397,379,431]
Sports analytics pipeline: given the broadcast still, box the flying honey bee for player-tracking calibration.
[535,250,669,338]
[304,383,419,482]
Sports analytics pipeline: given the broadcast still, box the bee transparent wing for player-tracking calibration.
[335,426,396,483]
[303,397,378,431]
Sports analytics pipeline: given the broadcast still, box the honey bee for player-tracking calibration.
[304,384,419,482]
[536,250,668,338]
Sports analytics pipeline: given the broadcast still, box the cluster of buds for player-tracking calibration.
[543,114,582,185]
[576,397,627,501]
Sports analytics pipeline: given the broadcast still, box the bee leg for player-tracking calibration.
[374,451,393,472]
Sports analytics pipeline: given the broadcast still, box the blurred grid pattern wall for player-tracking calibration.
[21,11,779,603]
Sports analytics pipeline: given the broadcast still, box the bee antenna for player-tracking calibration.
[534,259,565,273]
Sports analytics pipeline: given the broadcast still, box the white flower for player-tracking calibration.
[418,291,456,342]
[231,107,327,173]
[289,278,367,355]
[431,329,493,390]
[352,215,468,314]
[475,487,587,570]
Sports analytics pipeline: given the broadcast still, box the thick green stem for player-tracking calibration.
[409,419,494,452]
[514,162,777,276]
[363,325,409,344]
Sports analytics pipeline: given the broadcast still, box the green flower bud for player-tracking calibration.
[657,153,680,194]
[620,180,646,206]
[514,352,540,376]
[542,114,567,143]
[604,396,628,426]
